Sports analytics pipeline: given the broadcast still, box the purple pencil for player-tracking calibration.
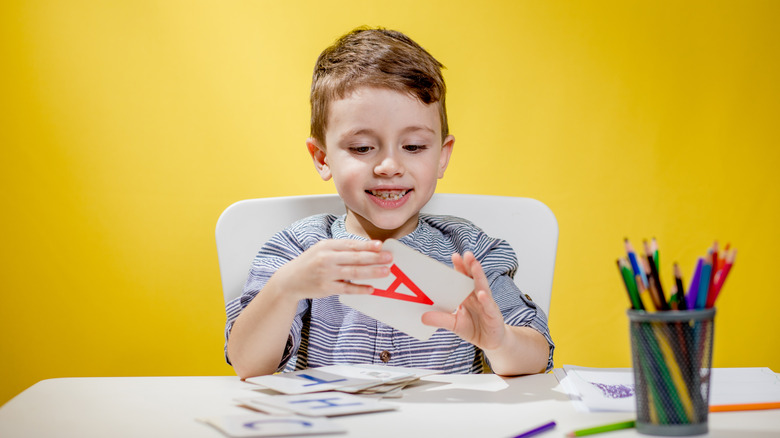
[686,258,703,310]
[512,421,556,438]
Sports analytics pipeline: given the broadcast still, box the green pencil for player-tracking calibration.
[566,420,636,437]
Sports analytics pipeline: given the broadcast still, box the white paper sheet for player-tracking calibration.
[555,365,780,413]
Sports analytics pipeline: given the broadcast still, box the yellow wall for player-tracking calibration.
[2,1,778,405]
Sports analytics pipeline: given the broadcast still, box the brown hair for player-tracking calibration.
[310,27,448,146]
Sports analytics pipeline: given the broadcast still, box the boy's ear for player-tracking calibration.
[306,138,332,181]
[437,135,455,179]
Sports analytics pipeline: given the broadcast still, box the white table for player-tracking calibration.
[1,373,778,437]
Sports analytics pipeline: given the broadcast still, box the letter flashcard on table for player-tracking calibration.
[340,238,475,341]
[238,392,398,417]
[245,364,432,395]
[246,367,375,395]
[199,413,346,437]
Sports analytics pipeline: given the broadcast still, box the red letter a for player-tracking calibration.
[371,264,433,305]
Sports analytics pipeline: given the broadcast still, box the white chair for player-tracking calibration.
[215,194,558,315]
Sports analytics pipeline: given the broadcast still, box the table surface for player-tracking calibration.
[1,373,778,438]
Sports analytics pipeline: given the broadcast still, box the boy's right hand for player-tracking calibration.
[272,239,391,302]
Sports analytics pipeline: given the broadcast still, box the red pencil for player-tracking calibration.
[707,249,736,308]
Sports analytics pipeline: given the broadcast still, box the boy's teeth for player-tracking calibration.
[370,190,408,200]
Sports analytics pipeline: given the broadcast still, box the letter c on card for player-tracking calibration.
[243,419,314,429]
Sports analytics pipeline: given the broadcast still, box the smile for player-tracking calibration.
[367,189,411,201]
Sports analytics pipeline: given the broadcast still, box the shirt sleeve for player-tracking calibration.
[223,227,310,370]
[479,239,555,372]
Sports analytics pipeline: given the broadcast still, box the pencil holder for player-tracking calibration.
[627,308,715,436]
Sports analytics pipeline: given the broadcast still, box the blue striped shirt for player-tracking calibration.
[225,214,554,374]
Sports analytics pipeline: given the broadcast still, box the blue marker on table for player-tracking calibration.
[512,420,556,438]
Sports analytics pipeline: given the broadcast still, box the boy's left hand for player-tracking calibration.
[421,251,506,351]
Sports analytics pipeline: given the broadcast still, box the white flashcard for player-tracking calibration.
[246,367,377,395]
[340,238,475,341]
[335,364,442,393]
[240,392,397,417]
[323,364,415,391]
[199,413,345,437]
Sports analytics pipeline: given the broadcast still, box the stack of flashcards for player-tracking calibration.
[200,365,439,437]
[245,364,440,397]
[617,239,736,311]
[237,392,397,417]
[341,238,475,340]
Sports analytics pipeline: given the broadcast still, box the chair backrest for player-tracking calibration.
[215,194,558,315]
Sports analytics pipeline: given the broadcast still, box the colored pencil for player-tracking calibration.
[710,401,780,412]
[511,420,556,438]
[651,237,659,271]
[635,274,654,311]
[707,244,717,304]
[646,276,663,311]
[673,263,688,311]
[653,324,696,421]
[707,248,736,308]
[669,284,679,310]
[686,258,703,310]
[625,239,648,288]
[566,420,636,437]
[618,258,643,310]
[711,241,720,274]
[696,252,712,309]
[644,240,669,310]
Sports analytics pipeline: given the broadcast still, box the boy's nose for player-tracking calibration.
[374,153,404,176]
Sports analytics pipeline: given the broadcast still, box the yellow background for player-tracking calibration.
[2,1,778,405]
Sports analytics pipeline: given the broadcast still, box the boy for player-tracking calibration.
[225,27,553,379]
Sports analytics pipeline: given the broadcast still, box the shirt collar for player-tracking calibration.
[330,214,428,242]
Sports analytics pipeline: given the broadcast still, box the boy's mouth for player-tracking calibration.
[366,189,411,201]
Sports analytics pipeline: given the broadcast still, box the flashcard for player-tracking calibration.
[340,238,475,341]
[199,413,345,437]
[335,364,442,393]
[239,392,397,417]
[246,367,376,395]
[246,364,417,395]
[325,364,417,392]
[245,364,441,395]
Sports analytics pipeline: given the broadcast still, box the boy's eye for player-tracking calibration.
[349,146,372,154]
[403,145,427,152]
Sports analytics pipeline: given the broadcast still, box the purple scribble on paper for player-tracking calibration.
[591,383,635,399]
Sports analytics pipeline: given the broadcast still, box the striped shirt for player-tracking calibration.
[225,214,554,374]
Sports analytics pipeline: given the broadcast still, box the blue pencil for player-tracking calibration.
[696,253,712,309]
[625,239,648,288]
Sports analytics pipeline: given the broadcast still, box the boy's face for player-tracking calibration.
[307,87,454,240]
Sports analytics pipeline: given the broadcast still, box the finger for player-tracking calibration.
[421,310,456,331]
[455,251,478,279]
[336,281,376,295]
[467,256,491,294]
[336,249,392,266]
[334,239,384,252]
[475,289,502,320]
[316,238,384,254]
[451,253,468,276]
[337,264,391,281]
